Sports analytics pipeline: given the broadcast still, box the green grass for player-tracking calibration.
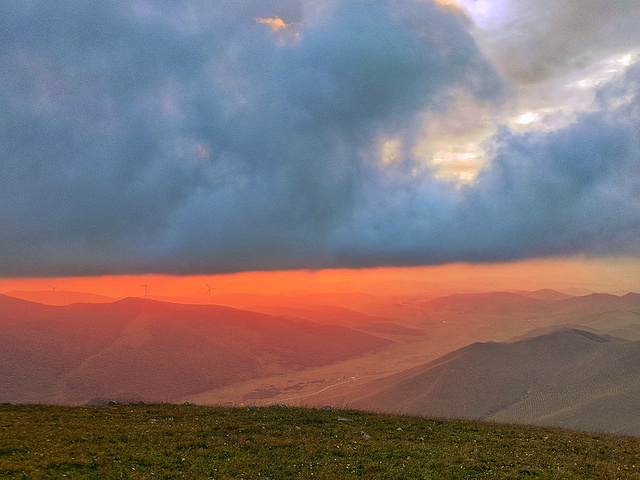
[1,403,639,479]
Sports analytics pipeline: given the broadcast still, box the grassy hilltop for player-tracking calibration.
[1,404,640,479]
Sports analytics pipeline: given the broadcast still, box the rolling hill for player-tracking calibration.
[5,290,119,305]
[0,295,392,405]
[326,328,640,436]
[421,291,553,315]
[421,290,640,316]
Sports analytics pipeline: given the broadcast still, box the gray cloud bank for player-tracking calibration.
[479,0,640,83]
[0,0,639,276]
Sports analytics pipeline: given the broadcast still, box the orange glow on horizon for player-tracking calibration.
[0,257,639,302]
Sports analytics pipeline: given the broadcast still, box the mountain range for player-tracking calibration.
[3,288,640,436]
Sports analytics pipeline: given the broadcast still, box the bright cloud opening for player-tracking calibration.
[431,149,486,185]
[513,111,539,126]
[257,17,288,32]
[380,138,403,165]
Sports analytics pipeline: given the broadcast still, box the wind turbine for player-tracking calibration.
[205,282,213,304]
[49,284,60,305]
[142,280,150,297]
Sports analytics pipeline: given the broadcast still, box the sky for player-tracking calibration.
[1,0,640,284]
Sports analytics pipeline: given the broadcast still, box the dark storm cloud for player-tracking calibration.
[0,0,637,276]
[314,62,640,268]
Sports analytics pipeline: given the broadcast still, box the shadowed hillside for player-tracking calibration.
[324,328,640,436]
[0,295,391,405]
